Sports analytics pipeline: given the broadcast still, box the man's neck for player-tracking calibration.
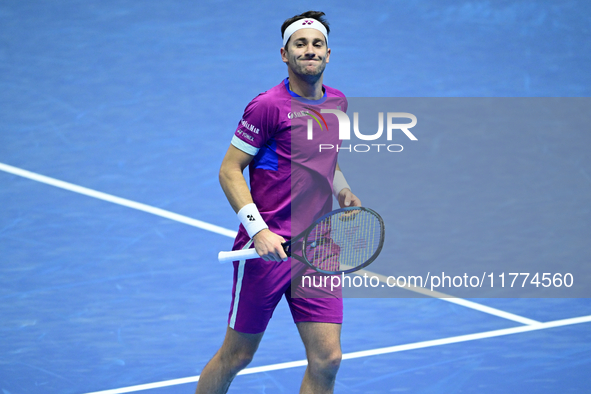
[287,71,324,100]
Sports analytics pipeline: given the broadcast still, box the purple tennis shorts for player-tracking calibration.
[228,256,343,334]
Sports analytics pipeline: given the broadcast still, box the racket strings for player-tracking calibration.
[305,209,382,272]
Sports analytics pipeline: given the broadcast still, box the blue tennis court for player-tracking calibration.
[1,1,590,393]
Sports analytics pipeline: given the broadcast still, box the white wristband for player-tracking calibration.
[237,203,269,238]
[332,170,351,198]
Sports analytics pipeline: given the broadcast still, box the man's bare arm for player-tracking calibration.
[219,144,288,262]
[219,144,256,213]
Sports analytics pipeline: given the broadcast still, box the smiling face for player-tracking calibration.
[281,28,330,80]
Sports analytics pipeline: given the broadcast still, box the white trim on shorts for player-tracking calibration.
[229,239,253,330]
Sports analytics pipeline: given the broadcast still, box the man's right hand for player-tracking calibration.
[252,229,288,262]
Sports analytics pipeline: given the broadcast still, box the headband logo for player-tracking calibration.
[283,18,326,47]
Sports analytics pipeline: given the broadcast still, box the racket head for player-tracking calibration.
[295,207,385,274]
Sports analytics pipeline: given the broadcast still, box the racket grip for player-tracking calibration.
[218,248,260,263]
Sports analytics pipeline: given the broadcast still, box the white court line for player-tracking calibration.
[0,162,237,238]
[0,162,538,325]
[1,162,574,392]
[82,314,591,394]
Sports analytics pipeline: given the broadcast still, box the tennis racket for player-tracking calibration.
[218,207,385,274]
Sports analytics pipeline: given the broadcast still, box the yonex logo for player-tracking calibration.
[302,20,314,25]
[246,215,256,222]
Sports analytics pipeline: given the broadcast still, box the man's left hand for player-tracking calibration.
[337,188,361,208]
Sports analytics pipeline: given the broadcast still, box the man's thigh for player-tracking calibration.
[296,322,342,358]
[286,282,344,326]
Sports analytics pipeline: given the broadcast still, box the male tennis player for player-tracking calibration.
[196,11,360,394]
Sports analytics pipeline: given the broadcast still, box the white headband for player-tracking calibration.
[282,18,328,47]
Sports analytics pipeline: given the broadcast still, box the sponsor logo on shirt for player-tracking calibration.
[236,129,255,142]
[287,109,329,130]
[287,110,308,119]
[240,119,260,134]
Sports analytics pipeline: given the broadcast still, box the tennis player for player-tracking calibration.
[196,11,360,394]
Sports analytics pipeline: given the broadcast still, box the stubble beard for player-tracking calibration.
[291,57,327,83]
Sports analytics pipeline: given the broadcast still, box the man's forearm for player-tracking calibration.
[219,165,253,214]
[219,156,284,260]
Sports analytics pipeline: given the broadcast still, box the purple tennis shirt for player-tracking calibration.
[231,78,347,249]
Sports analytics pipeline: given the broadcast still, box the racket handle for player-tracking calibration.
[218,248,260,263]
